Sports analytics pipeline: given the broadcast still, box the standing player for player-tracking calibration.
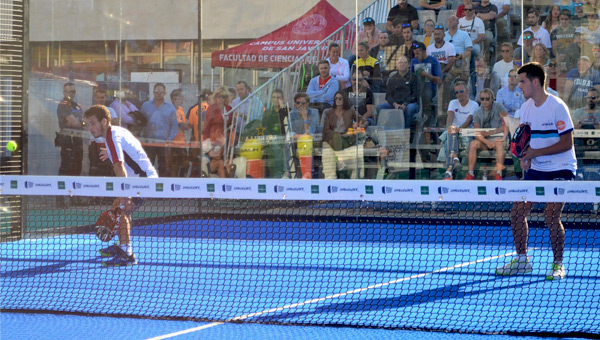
[495,62,577,280]
[84,105,158,267]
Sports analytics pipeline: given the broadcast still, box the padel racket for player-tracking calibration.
[95,208,121,242]
[511,123,531,158]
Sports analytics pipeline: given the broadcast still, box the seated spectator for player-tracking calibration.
[416,19,435,48]
[475,0,498,59]
[562,56,600,109]
[456,0,473,19]
[322,91,362,179]
[141,83,178,177]
[418,0,447,14]
[572,88,600,129]
[369,32,390,72]
[442,81,478,180]
[547,59,563,92]
[581,10,600,45]
[532,43,551,68]
[521,31,534,63]
[397,23,419,60]
[384,19,406,74]
[551,11,576,71]
[385,0,419,33]
[518,8,552,49]
[496,69,525,136]
[377,56,420,128]
[571,0,587,28]
[593,44,600,71]
[231,80,265,128]
[169,89,191,177]
[202,87,233,178]
[327,42,351,88]
[493,0,511,40]
[494,42,515,88]
[353,42,383,92]
[558,0,577,16]
[445,15,474,81]
[358,17,381,49]
[543,4,561,34]
[466,88,509,180]
[564,28,595,72]
[307,59,340,114]
[468,56,501,102]
[289,93,319,139]
[344,70,375,127]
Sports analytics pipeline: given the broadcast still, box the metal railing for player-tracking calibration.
[222,0,395,175]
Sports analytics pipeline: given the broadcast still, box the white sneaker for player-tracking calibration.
[545,263,566,280]
[495,258,533,276]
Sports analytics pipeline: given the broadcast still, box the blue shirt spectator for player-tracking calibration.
[411,47,442,98]
[307,60,340,107]
[141,99,178,141]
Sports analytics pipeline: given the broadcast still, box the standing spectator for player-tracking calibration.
[344,70,375,127]
[56,82,83,176]
[459,3,486,61]
[231,80,265,126]
[411,42,442,132]
[543,5,562,34]
[475,0,498,58]
[416,19,436,48]
[518,8,552,49]
[168,89,190,177]
[466,88,509,180]
[307,60,340,114]
[445,15,474,81]
[141,83,178,177]
[442,81,478,180]
[385,0,419,33]
[202,87,233,178]
[109,86,138,131]
[358,17,381,49]
[494,43,515,88]
[327,42,351,88]
[378,56,420,128]
[369,32,390,72]
[551,10,576,72]
[427,24,456,111]
[468,56,501,102]
[562,56,600,108]
[88,89,116,177]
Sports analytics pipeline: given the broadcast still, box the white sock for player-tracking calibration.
[517,254,528,262]
[120,244,133,256]
[468,170,475,176]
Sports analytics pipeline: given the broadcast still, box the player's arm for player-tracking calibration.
[113,161,127,178]
[522,131,574,161]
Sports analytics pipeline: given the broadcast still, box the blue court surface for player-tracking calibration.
[2,219,599,339]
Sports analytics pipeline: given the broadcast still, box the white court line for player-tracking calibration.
[146,250,520,340]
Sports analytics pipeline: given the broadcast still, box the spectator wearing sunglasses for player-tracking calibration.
[572,88,600,129]
[563,55,600,109]
[494,42,514,88]
[445,15,473,81]
[521,31,534,64]
[385,0,419,33]
[459,3,486,61]
[427,24,456,112]
[465,88,508,181]
[358,17,382,50]
[517,8,552,49]
[396,23,420,62]
[571,0,587,28]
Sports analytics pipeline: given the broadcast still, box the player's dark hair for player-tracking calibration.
[518,62,546,87]
[84,105,111,124]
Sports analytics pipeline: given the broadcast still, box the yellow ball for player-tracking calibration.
[297,135,313,157]
[240,138,263,160]
[6,141,17,152]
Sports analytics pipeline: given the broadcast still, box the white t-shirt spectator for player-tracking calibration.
[518,27,552,49]
[458,17,485,52]
[447,99,479,127]
[493,60,513,88]
[426,41,456,65]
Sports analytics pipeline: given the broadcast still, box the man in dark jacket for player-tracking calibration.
[376,55,420,128]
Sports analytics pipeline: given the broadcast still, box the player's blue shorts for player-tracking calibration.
[524,169,575,181]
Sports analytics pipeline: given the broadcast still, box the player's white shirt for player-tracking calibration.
[106,126,158,178]
[426,41,456,65]
[448,99,479,127]
[519,94,577,173]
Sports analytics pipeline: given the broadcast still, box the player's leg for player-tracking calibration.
[545,202,567,280]
[102,197,138,266]
[496,201,534,275]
